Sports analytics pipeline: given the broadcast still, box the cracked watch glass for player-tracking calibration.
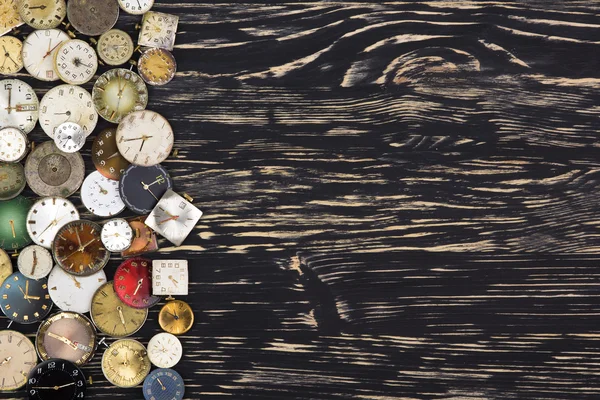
[47,265,107,314]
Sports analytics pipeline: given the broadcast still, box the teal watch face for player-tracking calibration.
[0,196,32,250]
[0,162,26,200]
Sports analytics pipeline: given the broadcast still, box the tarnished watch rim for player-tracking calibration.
[101,339,151,388]
[67,0,119,37]
[158,300,194,335]
[138,48,177,86]
[92,68,149,124]
[0,162,26,200]
[117,0,154,15]
[97,29,134,66]
[22,29,69,83]
[0,127,29,163]
[0,330,35,390]
[17,0,66,30]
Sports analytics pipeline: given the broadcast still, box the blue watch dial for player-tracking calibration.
[143,368,185,400]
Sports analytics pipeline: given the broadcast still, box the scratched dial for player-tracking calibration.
[18,0,66,29]
[116,110,174,167]
[81,171,125,217]
[138,11,178,51]
[39,84,98,139]
[0,79,38,134]
[97,29,134,66]
[92,68,148,124]
[22,29,69,82]
[0,36,23,74]
[90,281,148,337]
[17,245,53,280]
[101,339,151,388]
[0,249,12,287]
[0,0,23,36]
[47,265,107,314]
[26,197,79,249]
[0,330,37,391]
[0,127,28,163]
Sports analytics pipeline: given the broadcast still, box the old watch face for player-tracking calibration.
[93,68,148,124]
[138,11,179,51]
[52,220,109,277]
[48,266,106,314]
[97,29,133,66]
[27,359,86,400]
[114,258,160,309]
[116,110,174,167]
[152,260,188,296]
[146,189,203,247]
[18,0,66,29]
[0,79,39,133]
[81,171,125,217]
[0,0,23,36]
[0,330,37,391]
[67,0,118,37]
[24,141,85,198]
[0,195,32,250]
[39,85,98,139]
[0,36,23,74]
[90,281,148,337]
[147,333,182,369]
[138,48,177,86]
[0,127,28,163]
[118,0,153,15]
[0,249,13,286]
[26,197,79,249]
[158,300,194,335]
[17,245,53,280]
[35,312,96,365]
[102,339,150,388]
[101,218,133,252]
[143,368,184,400]
[54,122,85,153]
[122,217,159,257]
[92,128,129,182]
[0,162,26,200]
[0,272,52,324]
[22,29,69,82]
[119,164,172,214]
[54,39,98,85]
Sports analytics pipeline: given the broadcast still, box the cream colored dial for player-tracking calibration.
[0,330,37,391]
[39,84,98,138]
[0,0,23,36]
[17,245,52,280]
[152,259,188,296]
[118,0,153,15]
[97,29,134,66]
[116,110,173,166]
[22,29,69,82]
[147,332,182,368]
[92,68,148,124]
[0,36,23,74]
[0,249,12,287]
[18,0,66,29]
[0,127,28,163]
[54,39,98,85]
[26,197,79,249]
[102,339,151,388]
[0,79,39,134]
[138,11,178,51]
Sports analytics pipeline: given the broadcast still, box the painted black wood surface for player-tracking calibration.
[3,1,600,399]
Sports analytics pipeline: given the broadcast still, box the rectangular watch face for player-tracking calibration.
[121,215,160,258]
[138,11,179,51]
[152,259,188,295]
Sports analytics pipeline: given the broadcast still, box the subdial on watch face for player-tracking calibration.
[17,245,53,280]
[54,122,85,153]
[81,171,125,217]
[101,218,133,252]
[39,84,97,139]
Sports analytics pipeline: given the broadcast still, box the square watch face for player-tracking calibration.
[152,260,188,296]
[138,11,179,51]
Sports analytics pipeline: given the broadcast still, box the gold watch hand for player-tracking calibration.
[159,216,178,225]
[133,279,144,296]
[117,306,126,326]
[157,378,166,390]
[168,275,179,286]
[9,220,15,238]
[47,332,78,350]
[74,228,83,247]
[0,356,11,366]
[31,249,38,276]
[25,280,29,297]
[18,285,31,303]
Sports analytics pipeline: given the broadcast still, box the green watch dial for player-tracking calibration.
[0,196,32,250]
[0,162,26,200]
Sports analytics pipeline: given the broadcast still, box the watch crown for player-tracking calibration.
[89,37,98,45]
[182,193,193,203]
[67,30,77,39]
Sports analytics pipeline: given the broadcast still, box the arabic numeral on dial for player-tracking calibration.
[78,393,84,398]
[48,362,55,369]
[77,380,84,387]
[72,369,79,376]
[30,390,36,396]
[28,378,36,384]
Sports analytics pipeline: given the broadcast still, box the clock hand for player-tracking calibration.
[70,275,82,289]
[5,87,10,114]
[47,332,78,351]
[0,356,11,366]
[28,5,47,9]
[7,54,18,67]
[143,176,165,189]
[117,306,127,326]
[141,182,159,201]
[95,181,108,195]
[79,238,97,252]
[31,249,38,276]
[9,220,15,238]
[25,280,29,297]
[168,275,179,286]
[156,377,166,391]
[124,135,153,142]
[164,310,179,320]
[18,285,31,303]
[34,382,77,390]
[75,227,83,247]
[107,151,121,159]
[133,278,144,296]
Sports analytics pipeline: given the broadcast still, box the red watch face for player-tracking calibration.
[113,257,160,309]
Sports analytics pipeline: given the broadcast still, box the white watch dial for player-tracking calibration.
[22,29,69,81]
[81,171,125,217]
[118,0,153,15]
[48,266,107,313]
[26,196,80,249]
[0,79,38,133]
[17,245,53,279]
[54,122,85,153]
[116,110,173,166]
[0,127,28,162]
[54,39,98,85]
[101,218,133,252]
[39,84,98,139]
[147,332,182,368]
[152,260,188,296]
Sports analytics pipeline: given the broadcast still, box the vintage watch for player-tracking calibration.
[101,218,133,252]
[0,127,28,163]
[90,281,148,337]
[143,368,184,400]
[18,0,66,29]
[93,68,148,124]
[17,245,53,280]
[0,162,26,200]
[54,39,98,85]
[35,312,96,366]
[102,339,151,388]
[27,359,86,400]
[39,84,98,138]
[138,48,176,86]
[96,29,134,66]
[54,122,85,153]
[0,196,32,250]
[92,127,129,181]
[67,0,118,37]
[0,79,39,133]
[48,266,107,313]
[0,36,23,74]
[116,110,174,166]
[0,0,23,36]
[147,333,182,369]
[25,141,85,198]
[22,29,69,82]
[152,260,188,296]
[119,164,172,214]
[118,0,153,15]
[0,330,37,391]
[122,216,159,258]
[0,249,12,286]
[0,272,52,324]
[80,171,125,217]
[146,190,203,247]
[158,300,194,335]
[114,257,160,309]
[52,220,109,277]
[26,197,79,249]
[138,11,179,51]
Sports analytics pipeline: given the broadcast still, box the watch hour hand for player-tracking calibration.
[0,356,11,366]
[18,285,31,303]
[117,306,126,326]
[47,332,78,351]
[133,279,144,296]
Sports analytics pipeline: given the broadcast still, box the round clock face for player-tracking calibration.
[27,359,86,400]
[18,0,66,29]
[0,0,22,36]
[17,245,53,280]
[24,141,85,198]
[0,162,26,200]
[102,339,151,388]
[118,0,153,15]
[119,164,172,214]
[0,127,28,163]
[54,122,85,153]
[138,48,177,86]
[67,0,119,37]
[52,220,110,277]
[0,195,32,250]
[0,330,37,391]
[116,110,174,167]
[0,272,52,324]
[80,171,125,217]
[158,300,194,335]
[97,29,134,66]
[35,312,97,366]
[122,219,158,258]
[48,266,107,314]
[0,36,23,74]
[54,39,98,85]
[93,68,148,124]
[92,127,130,181]
[26,197,79,249]
[147,333,182,369]
[101,218,133,252]
[22,29,69,82]
[143,368,185,400]
[0,79,39,133]
[114,258,160,309]
[39,85,98,139]
[0,249,13,286]
[90,281,148,337]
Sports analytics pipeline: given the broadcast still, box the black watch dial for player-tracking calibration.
[0,272,52,324]
[119,164,172,214]
[27,358,86,400]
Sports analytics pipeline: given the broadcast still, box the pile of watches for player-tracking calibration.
[0,1,201,399]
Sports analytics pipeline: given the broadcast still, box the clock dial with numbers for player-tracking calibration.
[48,266,107,314]
[17,245,53,280]
[54,122,85,153]
[143,368,185,400]
[27,359,86,400]
[0,330,37,391]
[152,260,188,296]
[114,258,160,309]
[0,195,32,250]
[92,127,130,181]
[52,220,110,277]
[0,272,52,324]
[93,68,148,124]
[116,110,174,167]
[26,197,79,249]
[0,79,39,133]
[145,190,203,247]
[138,11,179,51]
[0,0,23,36]
[121,217,159,258]
[118,0,153,15]
[22,29,69,82]
[39,85,98,139]
[138,48,177,86]
[158,300,194,335]
[102,339,151,388]
[54,39,98,85]
[0,127,28,163]
[147,333,182,369]
[80,171,125,217]
[97,29,134,66]
[0,249,12,287]
[18,0,66,29]
[0,36,23,74]
[101,218,133,252]
[67,0,119,37]
[119,164,172,214]
[0,162,26,200]
[90,281,148,337]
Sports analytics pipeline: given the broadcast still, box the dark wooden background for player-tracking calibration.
[3,1,600,399]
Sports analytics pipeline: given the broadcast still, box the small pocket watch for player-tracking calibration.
[147,332,182,368]
[101,218,133,252]
[0,1,23,36]
[116,110,174,167]
[90,281,148,337]
[118,0,153,15]
[145,190,203,247]
[0,79,39,134]
[0,36,23,74]
[119,164,173,214]
[0,330,37,391]
[52,220,110,277]
[0,162,26,200]
[152,260,188,296]
[17,245,53,280]
[26,196,79,249]
[0,249,13,287]
[114,257,160,309]
[138,11,179,51]
[0,272,52,324]
[0,195,32,250]
[47,266,107,314]
[101,339,151,388]
[18,0,66,29]
[80,171,126,217]
[67,0,119,37]
[143,368,185,400]
[54,39,98,85]
[0,127,28,163]
[39,84,98,139]
[158,300,194,335]
[138,48,177,86]
[92,68,148,123]
[27,359,86,400]
[54,122,85,153]
[97,29,134,66]
[22,29,69,82]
